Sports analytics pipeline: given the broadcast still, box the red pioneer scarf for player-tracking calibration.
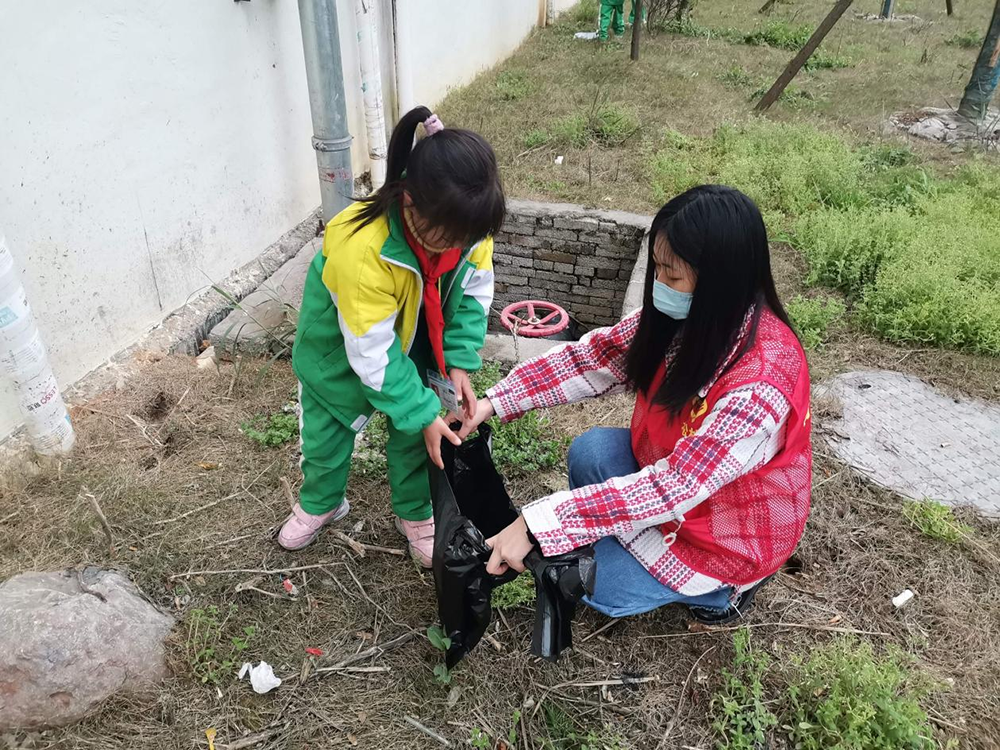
[402,218,462,375]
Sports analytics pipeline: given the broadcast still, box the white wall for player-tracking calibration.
[0,0,575,441]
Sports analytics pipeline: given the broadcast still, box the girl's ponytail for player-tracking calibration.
[385,105,432,183]
[349,106,505,245]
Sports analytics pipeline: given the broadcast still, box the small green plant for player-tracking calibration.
[543,703,625,749]
[241,411,298,447]
[471,710,522,749]
[719,65,756,90]
[786,638,936,750]
[524,128,551,149]
[427,625,453,685]
[554,103,639,149]
[492,411,569,477]
[711,628,778,750]
[185,605,256,685]
[496,70,533,101]
[902,499,971,544]
[661,15,714,38]
[787,295,846,351]
[491,571,537,609]
[945,29,984,49]
[470,727,491,749]
[471,360,505,394]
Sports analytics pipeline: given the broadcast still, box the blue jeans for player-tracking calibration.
[569,428,733,618]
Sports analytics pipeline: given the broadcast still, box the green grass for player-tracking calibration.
[649,120,1000,355]
[542,703,626,750]
[902,499,972,544]
[787,295,845,351]
[354,412,389,477]
[717,64,813,106]
[496,69,534,101]
[554,102,640,148]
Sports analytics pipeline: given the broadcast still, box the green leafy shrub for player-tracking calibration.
[787,639,936,750]
[569,0,600,26]
[712,629,778,750]
[496,70,533,101]
[241,411,298,447]
[787,296,845,351]
[903,499,972,544]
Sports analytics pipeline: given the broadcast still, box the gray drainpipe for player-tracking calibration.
[298,0,354,223]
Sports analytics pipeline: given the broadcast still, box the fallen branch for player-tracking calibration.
[151,492,240,526]
[328,630,419,669]
[313,665,391,675]
[170,561,338,580]
[659,646,717,747]
[639,621,889,639]
[579,618,619,643]
[219,726,285,750]
[552,675,658,690]
[81,489,114,548]
[332,531,405,557]
[403,715,452,747]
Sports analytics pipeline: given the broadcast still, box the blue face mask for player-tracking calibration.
[652,280,693,320]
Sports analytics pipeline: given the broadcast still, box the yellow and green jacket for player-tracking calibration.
[292,202,495,435]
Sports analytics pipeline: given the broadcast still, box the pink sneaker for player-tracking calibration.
[394,516,435,568]
[278,500,350,551]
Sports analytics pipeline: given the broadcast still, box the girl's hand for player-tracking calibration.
[485,516,535,575]
[458,397,496,439]
[448,368,476,422]
[423,416,461,470]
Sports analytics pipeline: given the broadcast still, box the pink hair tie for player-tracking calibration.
[423,114,444,136]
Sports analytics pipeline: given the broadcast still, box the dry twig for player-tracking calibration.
[403,715,452,747]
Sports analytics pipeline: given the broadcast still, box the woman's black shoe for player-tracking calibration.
[687,576,772,626]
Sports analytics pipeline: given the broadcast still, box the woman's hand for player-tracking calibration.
[485,516,535,575]
[458,397,496,439]
[423,416,462,470]
[448,368,476,422]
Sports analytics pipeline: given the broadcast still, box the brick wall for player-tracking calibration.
[492,199,651,331]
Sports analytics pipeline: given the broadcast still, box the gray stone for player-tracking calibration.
[816,370,1000,517]
[209,236,321,358]
[0,568,174,730]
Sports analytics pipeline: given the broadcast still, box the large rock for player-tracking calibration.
[0,567,174,730]
[209,237,321,358]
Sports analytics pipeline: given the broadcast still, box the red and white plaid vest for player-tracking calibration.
[630,308,812,585]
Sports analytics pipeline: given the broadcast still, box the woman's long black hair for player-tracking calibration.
[624,185,795,416]
[350,106,506,244]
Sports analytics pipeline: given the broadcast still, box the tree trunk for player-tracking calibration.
[759,0,780,13]
[631,0,643,60]
[946,0,954,16]
[675,0,691,20]
[756,0,854,112]
[880,0,895,19]
[957,0,1000,123]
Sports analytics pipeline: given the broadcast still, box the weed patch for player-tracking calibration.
[491,571,536,610]
[787,295,845,351]
[902,499,971,544]
[711,629,778,750]
[787,639,937,750]
[945,29,984,49]
[185,605,256,686]
[241,410,298,447]
[555,103,639,149]
[496,70,533,102]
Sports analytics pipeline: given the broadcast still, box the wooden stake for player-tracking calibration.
[631,0,643,61]
[755,0,855,112]
[946,0,954,16]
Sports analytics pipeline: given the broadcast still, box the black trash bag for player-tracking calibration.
[525,545,597,662]
[429,423,519,668]
[430,424,597,667]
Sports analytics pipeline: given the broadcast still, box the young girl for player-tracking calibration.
[462,185,811,623]
[282,107,505,567]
